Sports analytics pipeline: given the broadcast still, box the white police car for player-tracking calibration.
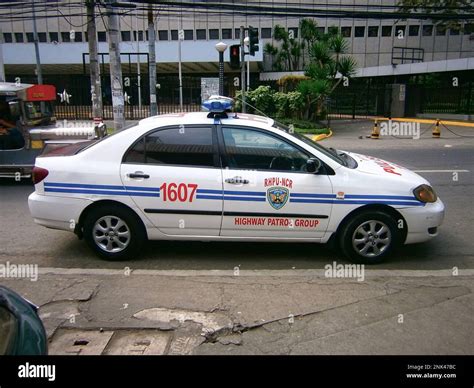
[28,97,444,264]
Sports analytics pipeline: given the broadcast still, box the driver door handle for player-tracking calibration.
[225,176,249,184]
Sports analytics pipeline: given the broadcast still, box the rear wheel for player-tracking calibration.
[338,210,400,264]
[83,204,146,261]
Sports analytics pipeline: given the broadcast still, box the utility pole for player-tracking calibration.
[0,28,5,82]
[148,6,157,115]
[32,0,43,85]
[178,26,183,110]
[135,10,142,112]
[86,0,103,123]
[240,26,246,113]
[106,0,125,131]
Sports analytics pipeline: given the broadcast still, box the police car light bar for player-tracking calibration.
[202,96,234,113]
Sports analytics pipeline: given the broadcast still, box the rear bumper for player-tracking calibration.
[28,192,92,232]
[0,165,33,178]
[399,198,445,244]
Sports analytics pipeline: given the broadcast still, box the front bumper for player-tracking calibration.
[28,192,92,232]
[399,198,445,244]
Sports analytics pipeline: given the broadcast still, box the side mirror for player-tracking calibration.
[0,286,47,355]
[306,158,322,174]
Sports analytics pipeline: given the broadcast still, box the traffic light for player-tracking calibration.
[249,26,259,56]
[229,44,240,69]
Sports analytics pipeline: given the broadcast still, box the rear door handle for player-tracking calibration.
[225,176,249,184]
[128,172,150,179]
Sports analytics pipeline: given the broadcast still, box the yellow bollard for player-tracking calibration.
[371,119,380,139]
[432,119,441,138]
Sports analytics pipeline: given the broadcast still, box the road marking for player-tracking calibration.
[35,267,474,278]
[413,169,470,173]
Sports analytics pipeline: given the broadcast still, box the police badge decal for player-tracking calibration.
[267,187,289,210]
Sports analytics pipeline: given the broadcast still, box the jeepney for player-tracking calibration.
[0,82,106,179]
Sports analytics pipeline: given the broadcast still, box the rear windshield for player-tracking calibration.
[76,122,139,154]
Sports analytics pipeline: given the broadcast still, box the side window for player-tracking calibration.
[124,126,215,167]
[222,127,310,172]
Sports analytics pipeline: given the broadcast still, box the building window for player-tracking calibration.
[171,30,178,40]
[422,25,433,36]
[449,28,460,35]
[134,30,145,41]
[61,32,72,42]
[14,33,24,43]
[209,29,219,39]
[368,26,379,37]
[158,30,168,41]
[222,28,232,39]
[98,31,107,42]
[409,25,419,36]
[288,27,298,39]
[436,25,446,36]
[37,32,47,42]
[196,29,206,40]
[234,28,240,39]
[121,31,131,41]
[75,32,83,42]
[316,27,325,35]
[341,26,351,37]
[381,26,392,37]
[184,29,193,40]
[261,27,271,39]
[2,33,12,43]
[354,26,365,37]
[26,33,34,42]
[465,23,474,34]
[395,25,406,38]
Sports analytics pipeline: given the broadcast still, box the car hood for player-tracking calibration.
[344,151,429,185]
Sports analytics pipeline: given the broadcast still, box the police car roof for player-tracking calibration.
[138,111,274,128]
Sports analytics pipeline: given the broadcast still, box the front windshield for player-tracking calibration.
[272,121,346,166]
[25,101,53,120]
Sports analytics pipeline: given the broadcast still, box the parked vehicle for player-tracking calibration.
[0,286,47,355]
[0,82,106,179]
[28,97,444,264]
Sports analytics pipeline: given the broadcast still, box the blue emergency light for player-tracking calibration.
[202,96,234,113]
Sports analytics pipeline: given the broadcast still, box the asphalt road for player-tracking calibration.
[1,124,473,271]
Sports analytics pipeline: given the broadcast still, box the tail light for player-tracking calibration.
[32,166,49,184]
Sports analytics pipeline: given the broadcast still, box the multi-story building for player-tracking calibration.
[1,0,473,116]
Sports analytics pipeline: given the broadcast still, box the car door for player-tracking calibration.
[218,125,333,239]
[120,124,223,236]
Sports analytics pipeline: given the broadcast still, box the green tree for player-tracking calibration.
[398,0,473,30]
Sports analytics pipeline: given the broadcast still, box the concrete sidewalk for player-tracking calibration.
[1,268,473,355]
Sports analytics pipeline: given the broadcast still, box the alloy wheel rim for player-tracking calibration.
[352,220,391,258]
[93,215,131,253]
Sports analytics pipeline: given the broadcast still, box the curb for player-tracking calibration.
[312,128,333,142]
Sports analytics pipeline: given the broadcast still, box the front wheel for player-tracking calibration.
[338,211,400,264]
[83,204,146,261]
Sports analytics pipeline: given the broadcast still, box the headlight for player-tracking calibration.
[413,184,437,203]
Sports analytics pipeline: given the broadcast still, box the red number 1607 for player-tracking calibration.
[159,183,198,202]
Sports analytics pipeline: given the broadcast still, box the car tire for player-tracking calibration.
[83,204,146,261]
[338,210,400,264]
